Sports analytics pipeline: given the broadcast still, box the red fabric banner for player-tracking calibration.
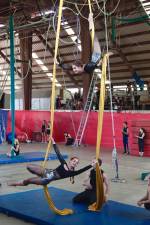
[6,110,150,156]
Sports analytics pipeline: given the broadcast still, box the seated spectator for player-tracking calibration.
[73,158,109,205]
[64,132,74,146]
[7,138,20,157]
[137,176,150,210]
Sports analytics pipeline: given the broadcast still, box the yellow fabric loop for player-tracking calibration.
[88,54,109,211]
[42,0,73,215]
[44,186,73,215]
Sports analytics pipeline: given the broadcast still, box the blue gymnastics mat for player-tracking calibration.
[0,152,68,165]
[0,187,149,225]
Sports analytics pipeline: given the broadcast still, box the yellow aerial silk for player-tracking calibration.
[42,0,73,215]
[87,0,106,211]
[88,54,109,211]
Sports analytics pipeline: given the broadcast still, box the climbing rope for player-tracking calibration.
[103,1,125,182]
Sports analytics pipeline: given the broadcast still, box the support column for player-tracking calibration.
[80,13,92,104]
[9,15,15,153]
[19,31,32,110]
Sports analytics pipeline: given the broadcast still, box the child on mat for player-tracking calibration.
[136,128,145,157]
[7,138,20,157]
[8,137,96,186]
[64,132,74,146]
[137,176,150,210]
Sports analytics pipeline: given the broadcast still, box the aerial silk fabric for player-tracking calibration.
[0,110,8,144]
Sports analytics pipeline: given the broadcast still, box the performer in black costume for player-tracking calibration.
[8,138,93,186]
[59,51,102,75]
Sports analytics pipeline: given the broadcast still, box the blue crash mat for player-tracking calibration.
[0,187,149,225]
[0,152,68,164]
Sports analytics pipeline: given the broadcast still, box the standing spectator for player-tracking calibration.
[136,128,145,157]
[122,122,130,154]
[56,95,61,109]
[74,92,78,101]
[76,99,83,110]
[46,121,51,141]
[96,88,100,109]
[92,96,97,110]
[41,120,47,143]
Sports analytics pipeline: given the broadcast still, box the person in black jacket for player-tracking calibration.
[73,158,109,205]
[122,122,129,154]
[8,137,93,186]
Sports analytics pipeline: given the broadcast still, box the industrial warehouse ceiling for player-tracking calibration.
[0,0,149,93]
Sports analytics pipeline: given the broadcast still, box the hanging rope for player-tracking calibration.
[9,15,15,157]
[42,0,73,215]
[103,1,120,180]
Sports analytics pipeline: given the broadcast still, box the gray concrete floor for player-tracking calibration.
[0,142,149,225]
